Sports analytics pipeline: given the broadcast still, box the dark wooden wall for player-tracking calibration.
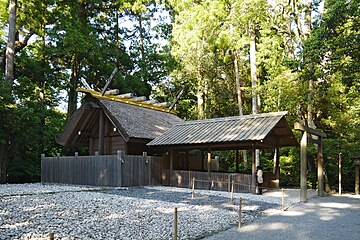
[41,151,164,187]
[162,170,252,193]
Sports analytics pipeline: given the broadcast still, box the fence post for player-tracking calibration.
[41,154,45,183]
[49,233,54,240]
[282,188,285,211]
[238,197,242,229]
[192,177,195,199]
[144,152,151,186]
[117,150,123,187]
[230,180,234,204]
[228,177,231,192]
[174,208,178,240]
[339,152,342,195]
[142,152,148,186]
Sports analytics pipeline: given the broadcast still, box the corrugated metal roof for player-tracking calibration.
[147,112,292,147]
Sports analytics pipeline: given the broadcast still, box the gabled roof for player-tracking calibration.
[99,99,182,140]
[147,111,298,150]
[57,90,182,147]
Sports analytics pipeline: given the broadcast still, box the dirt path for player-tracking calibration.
[204,194,360,240]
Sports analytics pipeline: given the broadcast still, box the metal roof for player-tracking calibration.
[147,112,298,149]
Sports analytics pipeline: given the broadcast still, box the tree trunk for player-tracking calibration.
[0,141,9,183]
[5,0,17,86]
[138,13,144,60]
[196,37,205,120]
[233,49,247,166]
[67,55,79,120]
[233,50,243,115]
[196,74,205,120]
[250,33,258,114]
[250,27,260,166]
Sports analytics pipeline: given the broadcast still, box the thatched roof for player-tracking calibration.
[57,90,182,147]
[99,99,182,140]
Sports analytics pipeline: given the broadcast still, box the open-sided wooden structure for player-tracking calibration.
[294,123,326,202]
[57,89,182,155]
[148,111,298,193]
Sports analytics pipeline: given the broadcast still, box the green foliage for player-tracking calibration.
[0,0,359,189]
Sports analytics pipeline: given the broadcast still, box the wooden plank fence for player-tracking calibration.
[41,151,163,187]
[162,170,252,193]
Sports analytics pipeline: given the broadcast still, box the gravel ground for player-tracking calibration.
[204,194,360,240]
[0,184,316,240]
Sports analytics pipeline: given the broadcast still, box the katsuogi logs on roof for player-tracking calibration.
[130,96,147,102]
[104,89,119,95]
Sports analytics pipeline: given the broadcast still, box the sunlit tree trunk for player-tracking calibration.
[250,33,258,115]
[5,0,16,86]
[138,13,144,60]
[196,37,205,120]
[234,50,243,115]
[1,0,16,183]
[234,49,247,167]
[250,27,260,166]
[67,55,79,120]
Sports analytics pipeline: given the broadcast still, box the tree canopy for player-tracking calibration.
[0,0,359,191]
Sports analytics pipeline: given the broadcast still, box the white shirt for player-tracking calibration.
[257,169,263,184]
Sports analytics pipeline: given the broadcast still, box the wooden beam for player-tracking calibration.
[274,148,280,179]
[251,148,256,194]
[307,135,321,144]
[355,165,359,195]
[170,148,174,187]
[207,147,211,190]
[294,122,327,138]
[317,137,324,196]
[300,131,308,202]
[236,150,239,172]
[98,110,105,155]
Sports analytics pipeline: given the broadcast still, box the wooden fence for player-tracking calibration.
[41,151,163,187]
[162,170,252,193]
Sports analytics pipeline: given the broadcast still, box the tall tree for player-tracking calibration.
[5,0,16,86]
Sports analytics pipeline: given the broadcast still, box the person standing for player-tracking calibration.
[256,165,263,195]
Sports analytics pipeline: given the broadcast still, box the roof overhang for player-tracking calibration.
[147,112,299,151]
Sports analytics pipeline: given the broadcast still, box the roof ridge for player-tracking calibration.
[174,111,288,125]
[77,88,178,115]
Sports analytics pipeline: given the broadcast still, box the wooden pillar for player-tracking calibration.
[339,152,342,195]
[300,131,308,202]
[170,148,174,187]
[317,137,324,196]
[98,110,105,155]
[251,148,256,194]
[117,150,124,187]
[355,163,359,195]
[207,147,211,190]
[273,148,280,179]
[272,148,280,188]
[255,149,260,167]
[236,150,239,172]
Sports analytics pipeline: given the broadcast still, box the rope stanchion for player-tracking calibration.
[282,188,285,211]
[230,180,234,204]
[49,233,54,240]
[174,208,178,240]
[192,177,195,199]
[238,197,243,229]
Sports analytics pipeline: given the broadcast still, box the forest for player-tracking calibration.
[0,0,359,191]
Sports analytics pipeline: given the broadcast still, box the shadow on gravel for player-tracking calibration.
[100,187,280,214]
[203,194,360,240]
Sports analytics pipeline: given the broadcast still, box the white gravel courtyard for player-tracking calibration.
[0,184,316,240]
